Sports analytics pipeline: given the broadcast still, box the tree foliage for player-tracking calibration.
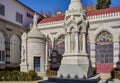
[96,0,111,10]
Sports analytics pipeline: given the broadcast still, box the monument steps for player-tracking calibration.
[38,77,101,83]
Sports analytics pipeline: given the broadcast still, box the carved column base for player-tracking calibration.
[57,54,93,79]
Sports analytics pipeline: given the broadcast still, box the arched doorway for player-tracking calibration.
[55,35,65,55]
[50,35,65,70]
[0,31,5,62]
[95,31,113,73]
[10,34,20,64]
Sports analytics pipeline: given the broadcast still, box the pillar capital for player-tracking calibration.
[74,31,79,33]
[67,32,71,34]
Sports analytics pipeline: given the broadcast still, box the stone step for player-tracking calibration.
[38,77,100,83]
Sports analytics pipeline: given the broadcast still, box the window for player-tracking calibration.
[0,31,5,62]
[16,12,23,23]
[27,13,33,19]
[0,3,5,16]
[10,35,20,63]
[0,51,5,61]
[95,32,113,63]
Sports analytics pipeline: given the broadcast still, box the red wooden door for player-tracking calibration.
[96,63,113,73]
[96,42,113,73]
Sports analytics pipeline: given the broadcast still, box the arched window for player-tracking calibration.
[0,31,5,62]
[95,31,113,73]
[10,35,20,64]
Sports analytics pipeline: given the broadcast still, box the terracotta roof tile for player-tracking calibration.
[39,7,120,24]
[87,7,120,16]
[39,14,65,24]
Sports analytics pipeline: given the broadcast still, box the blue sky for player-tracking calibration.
[18,0,120,14]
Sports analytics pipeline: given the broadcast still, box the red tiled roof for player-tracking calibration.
[87,7,120,16]
[39,7,120,24]
[39,14,65,24]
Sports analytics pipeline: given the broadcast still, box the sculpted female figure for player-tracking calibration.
[33,13,39,25]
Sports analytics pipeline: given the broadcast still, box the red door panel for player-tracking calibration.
[96,63,113,73]
[96,42,113,74]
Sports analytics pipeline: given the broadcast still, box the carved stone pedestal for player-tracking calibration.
[57,54,93,79]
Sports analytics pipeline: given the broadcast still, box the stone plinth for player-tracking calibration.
[57,54,93,79]
[38,77,100,83]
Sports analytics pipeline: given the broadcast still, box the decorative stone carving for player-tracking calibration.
[96,31,113,42]
[57,0,93,79]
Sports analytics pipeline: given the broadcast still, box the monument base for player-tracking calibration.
[38,77,101,83]
[57,54,93,79]
[58,64,93,79]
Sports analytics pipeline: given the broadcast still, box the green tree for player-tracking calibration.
[96,0,111,10]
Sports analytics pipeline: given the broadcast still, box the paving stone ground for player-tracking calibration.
[0,79,120,83]
[0,81,39,83]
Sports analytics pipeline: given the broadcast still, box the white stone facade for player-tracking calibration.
[0,0,38,69]
[0,0,119,76]
[0,0,36,27]
[38,6,120,74]
[88,10,120,67]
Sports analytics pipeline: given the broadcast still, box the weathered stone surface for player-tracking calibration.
[57,0,93,79]
[20,23,46,76]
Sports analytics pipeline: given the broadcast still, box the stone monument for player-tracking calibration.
[39,0,100,83]
[57,0,93,79]
[20,13,46,76]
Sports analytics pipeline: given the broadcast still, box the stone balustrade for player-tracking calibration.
[87,12,120,21]
[38,21,64,27]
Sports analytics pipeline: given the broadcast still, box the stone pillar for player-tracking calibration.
[65,34,68,53]
[113,42,119,67]
[51,38,55,50]
[45,41,48,70]
[90,43,96,67]
[67,32,71,53]
[82,32,87,54]
[79,34,82,53]
[75,31,79,53]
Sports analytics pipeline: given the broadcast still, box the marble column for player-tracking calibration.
[113,42,119,67]
[45,41,48,70]
[79,34,82,53]
[90,43,96,67]
[65,34,68,54]
[75,31,79,53]
[82,32,87,54]
[67,32,71,53]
